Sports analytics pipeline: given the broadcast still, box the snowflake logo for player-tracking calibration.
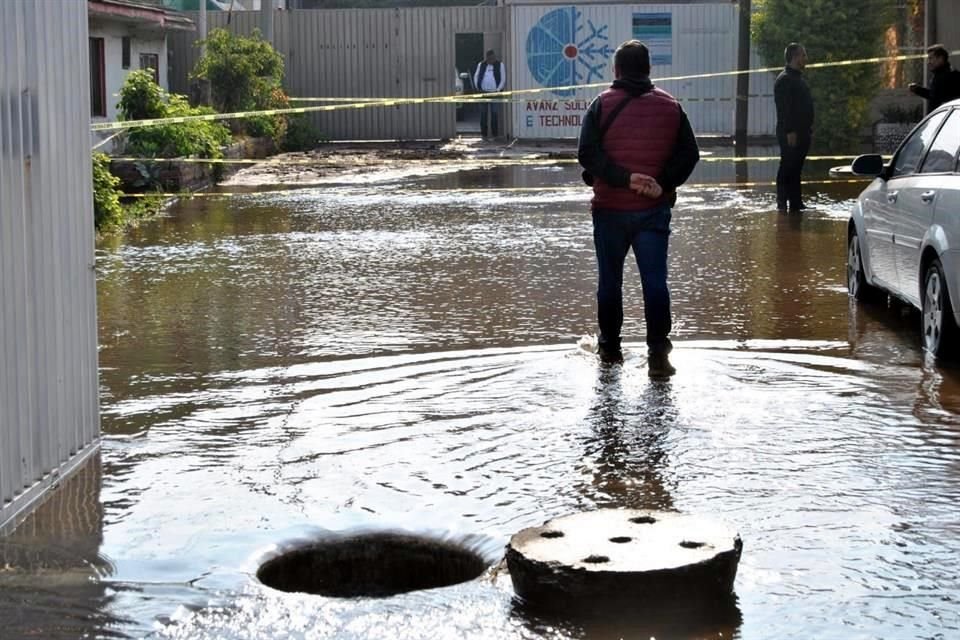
[525,7,614,97]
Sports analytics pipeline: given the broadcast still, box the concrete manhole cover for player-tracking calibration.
[506,509,742,608]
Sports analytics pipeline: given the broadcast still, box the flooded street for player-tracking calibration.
[4,153,960,639]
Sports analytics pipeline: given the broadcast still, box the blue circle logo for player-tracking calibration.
[525,7,613,97]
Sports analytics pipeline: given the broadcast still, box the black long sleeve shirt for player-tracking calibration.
[774,66,814,135]
[577,78,700,193]
[913,64,960,111]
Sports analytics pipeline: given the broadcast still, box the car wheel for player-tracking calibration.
[922,258,958,357]
[848,229,881,301]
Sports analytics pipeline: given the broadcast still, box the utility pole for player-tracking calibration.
[734,0,751,180]
[260,0,274,46]
[198,0,207,56]
[923,0,930,92]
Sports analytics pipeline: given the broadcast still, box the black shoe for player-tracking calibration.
[598,344,624,364]
[648,351,676,378]
[790,203,809,212]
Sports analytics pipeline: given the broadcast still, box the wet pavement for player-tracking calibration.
[2,151,960,639]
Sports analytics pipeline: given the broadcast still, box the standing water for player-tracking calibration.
[2,153,959,639]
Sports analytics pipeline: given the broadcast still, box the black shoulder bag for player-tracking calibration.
[581,94,636,186]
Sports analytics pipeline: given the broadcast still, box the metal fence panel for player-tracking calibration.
[167,7,506,140]
[0,0,100,532]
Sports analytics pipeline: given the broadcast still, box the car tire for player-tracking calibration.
[848,229,882,302]
[922,258,958,357]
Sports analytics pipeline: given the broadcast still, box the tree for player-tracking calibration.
[191,28,287,139]
[753,0,894,152]
[192,28,284,115]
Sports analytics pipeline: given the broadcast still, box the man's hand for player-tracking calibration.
[786,132,797,147]
[630,173,663,199]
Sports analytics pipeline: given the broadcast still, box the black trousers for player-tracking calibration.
[776,132,811,210]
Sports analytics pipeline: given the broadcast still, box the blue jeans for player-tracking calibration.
[480,100,501,137]
[592,206,672,354]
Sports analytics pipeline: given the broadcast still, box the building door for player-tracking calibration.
[455,33,485,134]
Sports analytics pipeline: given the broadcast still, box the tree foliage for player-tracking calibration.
[192,28,284,117]
[92,152,123,231]
[753,0,894,151]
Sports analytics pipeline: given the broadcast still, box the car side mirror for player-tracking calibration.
[851,154,886,177]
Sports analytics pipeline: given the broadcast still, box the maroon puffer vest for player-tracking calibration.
[592,87,681,211]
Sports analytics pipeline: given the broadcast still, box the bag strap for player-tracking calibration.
[597,94,636,141]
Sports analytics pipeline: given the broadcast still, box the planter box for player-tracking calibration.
[111,136,276,192]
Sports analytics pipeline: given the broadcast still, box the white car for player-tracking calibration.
[846,98,960,356]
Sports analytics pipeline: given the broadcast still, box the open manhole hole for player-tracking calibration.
[256,532,491,597]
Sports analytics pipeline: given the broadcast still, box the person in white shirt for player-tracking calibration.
[473,49,506,140]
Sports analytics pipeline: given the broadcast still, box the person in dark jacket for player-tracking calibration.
[909,44,960,112]
[577,39,699,377]
[774,42,814,213]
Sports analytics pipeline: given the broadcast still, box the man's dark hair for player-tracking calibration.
[784,42,804,65]
[614,40,651,77]
[485,49,496,58]
[927,44,949,61]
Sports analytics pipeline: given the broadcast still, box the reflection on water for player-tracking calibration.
[6,152,960,638]
[579,367,676,511]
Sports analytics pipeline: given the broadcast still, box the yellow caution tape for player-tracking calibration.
[120,178,869,198]
[109,154,882,166]
[92,51,953,133]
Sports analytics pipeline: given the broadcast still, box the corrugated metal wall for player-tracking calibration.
[168,7,505,140]
[510,3,776,138]
[0,0,100,532]
[936,0,960,63]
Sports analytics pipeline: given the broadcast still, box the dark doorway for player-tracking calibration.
[455,33,485,135]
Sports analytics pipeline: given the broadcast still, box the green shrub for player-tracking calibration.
[282,116,326,152]
[192,28,283,114]
[753,0,894,152]
[122,193,166,225]
[117,70,166,120]
[192,29,286,137]
[92,152,123,231]
[119,71,231,158]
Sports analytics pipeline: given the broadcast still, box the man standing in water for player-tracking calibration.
[774,43,814,213]
[578,40,699,377]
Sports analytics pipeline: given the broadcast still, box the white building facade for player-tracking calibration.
[88,0,194,124]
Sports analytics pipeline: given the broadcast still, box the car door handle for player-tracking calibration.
[921,190,936,204]
[887,191,899,203]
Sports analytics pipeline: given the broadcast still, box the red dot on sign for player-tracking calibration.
[564,45,578,59]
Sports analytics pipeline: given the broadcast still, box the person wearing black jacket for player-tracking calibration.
[910,44,960,112]
[774,42,814,213]
[578,40,699,376]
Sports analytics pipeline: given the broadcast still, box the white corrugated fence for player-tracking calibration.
[510,3,775,138]
[165,4,774,141]
[1,0,100,532]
